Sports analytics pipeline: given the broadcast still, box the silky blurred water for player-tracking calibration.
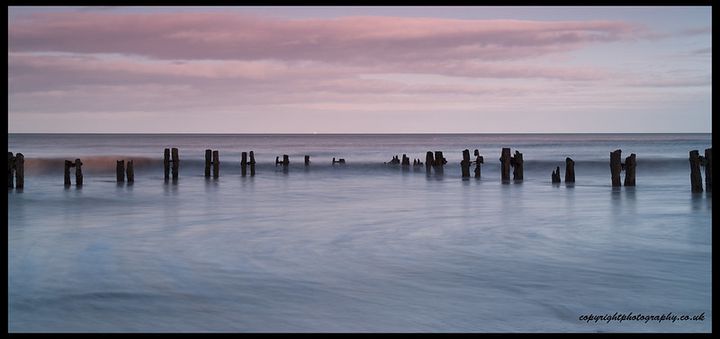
[8,134,712,332]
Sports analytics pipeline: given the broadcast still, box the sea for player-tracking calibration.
[7,133,712,332]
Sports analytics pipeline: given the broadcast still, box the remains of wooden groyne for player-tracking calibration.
[6,146,713,194]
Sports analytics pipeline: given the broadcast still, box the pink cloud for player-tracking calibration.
[8,12,645,62]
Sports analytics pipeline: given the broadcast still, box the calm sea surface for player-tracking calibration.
[8,133,712,332]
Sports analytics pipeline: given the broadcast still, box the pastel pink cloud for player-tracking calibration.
[9,12,644,62]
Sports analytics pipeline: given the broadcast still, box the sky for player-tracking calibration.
[7,6,712,133]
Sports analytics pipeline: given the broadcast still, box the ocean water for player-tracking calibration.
[7,133,712,332]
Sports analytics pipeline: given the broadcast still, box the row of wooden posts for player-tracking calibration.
[7,147,712,192]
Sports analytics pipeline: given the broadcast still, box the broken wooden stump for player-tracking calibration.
[8,152,15,189]
[164,148,171,180]
[171,148,179,180]
[461,149,471,178]
[689,150,703,193]
[704,148,712,192]
[116,160,125,183]
[386,155,400,165]
[402,154,410,166]
[205,149,212,177]
[276,155,289,167]
[565,157,575,183]
[75,159,83,186]
[305,155,310,166]
[241,152,248,176]
[212,150,219,178]
[15,153,24,189]
[332,157,346,165]
[249,151,256,176]
[500,148,511,181]
[7,152,23,189]
[510,150,523,181]
[434,151,446,167]
[624,153,636,186]
[126,160,134,183]
[63,159,83,186]
[610,149,622,187]
[64,160,73,186]
[425,152,434,173]
[551,166,561,183]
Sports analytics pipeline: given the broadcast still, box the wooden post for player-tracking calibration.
[704,148,712,192]
[402,154,410,166]
[205,149,212,177]
[511,151,523,181]
[610,149,622,187]
[275,156,280,166]
[15,153,24,189]
[565,157,575,183]
[164,148,170,180]
[552,166,561,183]
[171,148,179,180]
[689,150,703,193]
[426,151,434,173]
[249,151,256,176]
[500,148,511,181]
[75,159,83,186]
[305,155,310,166]
[434,151,446,166]
[64,160,72,186]
[116,160,125,182]
[461,149,470,178]
[283,154,289,167]
[8,152,14,189]
[241,152,248,176]
[212,150,219,178]
[126,160,134,183]
[624,153,636,186]
[474,156,483,179]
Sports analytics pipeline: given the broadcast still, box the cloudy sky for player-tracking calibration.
[8,6,711,133]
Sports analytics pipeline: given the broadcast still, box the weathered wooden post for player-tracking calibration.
[283,155,289,167]
[610,149,622,187]
[15,153,24,189]
[205,149,212,177]
[163,148,170,181]
[473,149,484,179]
[402,154,410,166]
[689,150,703,193]
[624,153,636,186]
[426,151,434,173]
[552,166,561,183]
[64,160,72,186]
[171,148,179,180]
[75,159,83,186]
[511,150,523,181]
[8,152,14,189]
[434,151,446,166]
[126,160,134,183]
[565,157,575,183]
[212,150,219,178]
[305,155,310,166]
[116,160,125,182]
[704,148,712,192]
[461,149,470,178]
[241,152,248,176]
[500,148,511,181]
[249,151,256,176]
